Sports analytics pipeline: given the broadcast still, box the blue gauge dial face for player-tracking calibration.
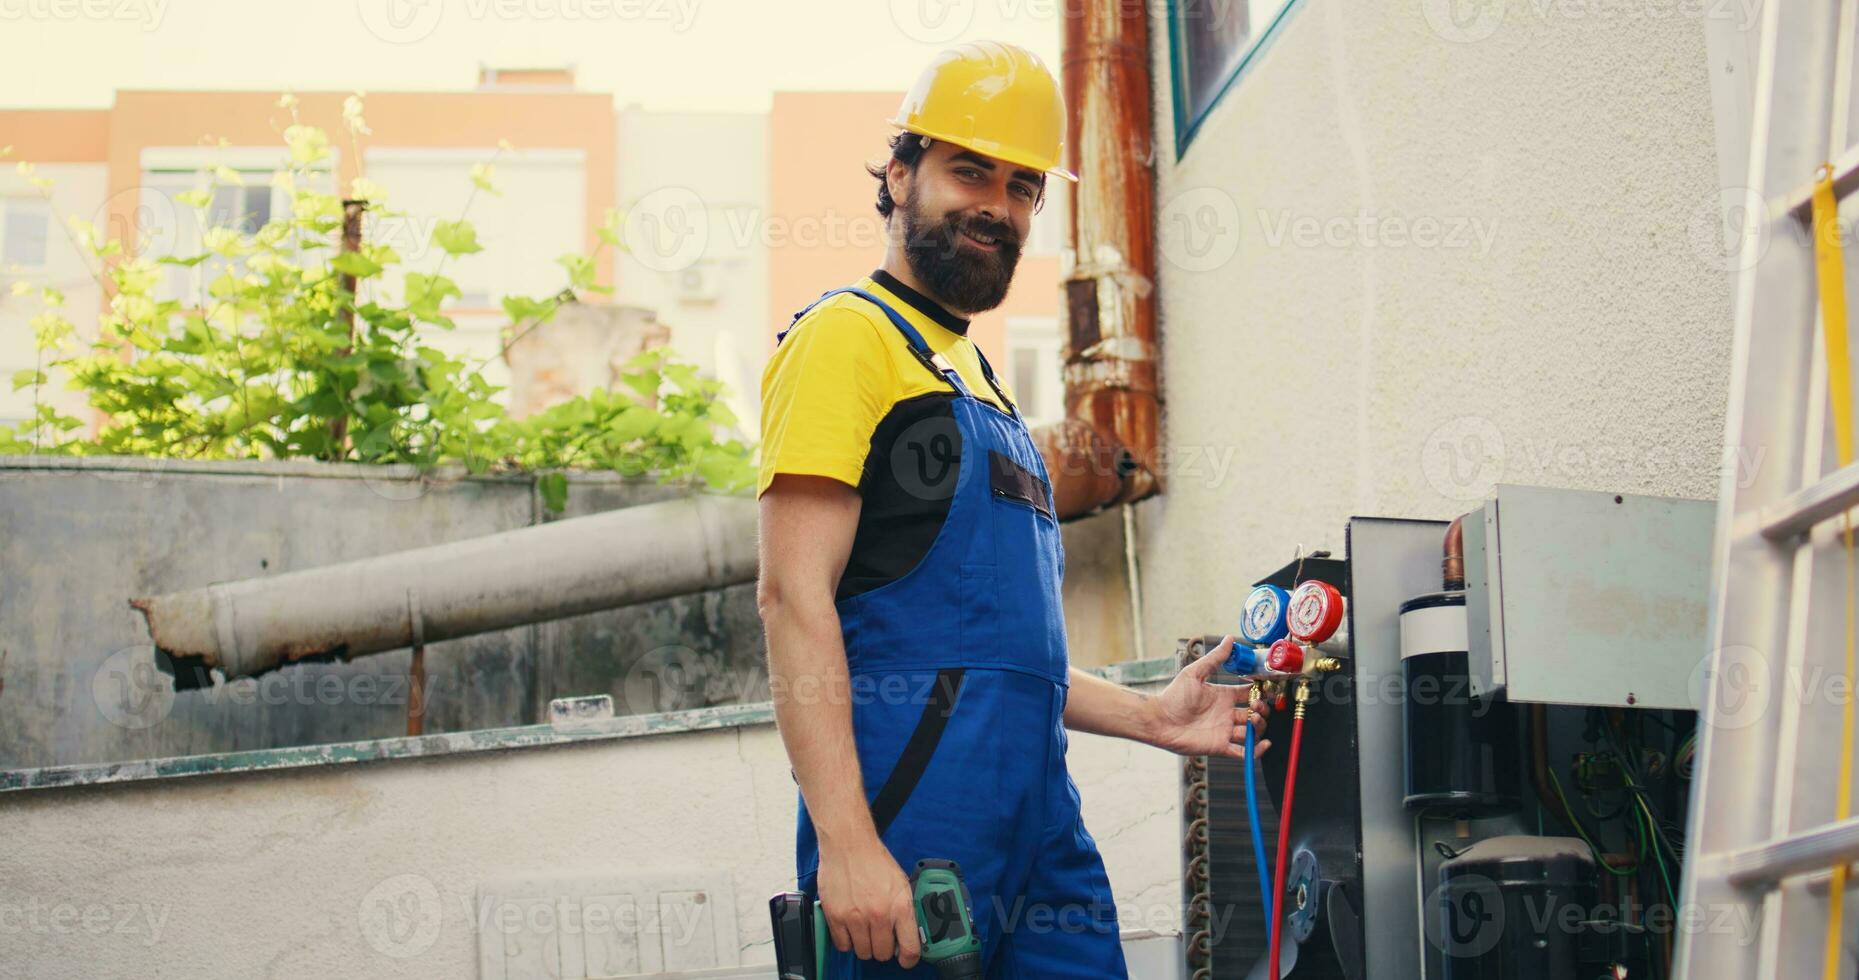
[1242,586,1282,642]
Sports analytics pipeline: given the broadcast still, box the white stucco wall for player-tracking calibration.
[0,689,1182,979]
[1134,0,1740,655]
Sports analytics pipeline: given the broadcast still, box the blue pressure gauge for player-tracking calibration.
[1239,584,1292,647]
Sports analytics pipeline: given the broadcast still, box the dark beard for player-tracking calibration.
[900,200,1022,314]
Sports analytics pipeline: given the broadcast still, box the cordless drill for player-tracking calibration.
[770,859,982,979]
[908,859,983,979]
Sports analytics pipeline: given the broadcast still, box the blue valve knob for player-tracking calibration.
[1225,643,1262,676]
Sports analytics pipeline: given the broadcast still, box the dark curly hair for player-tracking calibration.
[868,132,1047,220]
[867,131,931,220]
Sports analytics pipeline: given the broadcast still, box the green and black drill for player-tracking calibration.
[770,858,983,979]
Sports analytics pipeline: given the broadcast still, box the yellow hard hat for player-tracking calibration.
[888,41,1078,183]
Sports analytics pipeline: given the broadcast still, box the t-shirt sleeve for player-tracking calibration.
[757,306,895,497]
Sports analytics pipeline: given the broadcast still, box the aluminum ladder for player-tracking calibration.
[1679,0,1859,976]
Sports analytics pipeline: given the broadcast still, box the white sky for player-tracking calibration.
[0,0,1066,111]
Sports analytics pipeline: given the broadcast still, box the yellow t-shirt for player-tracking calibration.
[758,274,1013,496]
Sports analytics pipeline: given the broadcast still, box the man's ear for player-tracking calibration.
[886,157,913,211]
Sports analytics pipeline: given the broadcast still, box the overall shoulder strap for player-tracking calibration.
[779,286,971,398]
[968,343,1020,419]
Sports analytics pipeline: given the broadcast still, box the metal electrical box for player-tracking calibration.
[1461,485,1712,708]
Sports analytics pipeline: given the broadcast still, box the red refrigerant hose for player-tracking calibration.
[1267,681,1311,978]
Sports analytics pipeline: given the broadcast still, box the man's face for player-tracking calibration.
[893,140,1043,315]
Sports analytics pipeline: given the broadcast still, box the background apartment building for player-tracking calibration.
[0,67,1067,437]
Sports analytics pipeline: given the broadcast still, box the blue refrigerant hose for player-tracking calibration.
[1245,719,1273,933]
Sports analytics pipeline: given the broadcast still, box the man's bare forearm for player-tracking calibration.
[1061,666,1162,745]
[764,587,879,851]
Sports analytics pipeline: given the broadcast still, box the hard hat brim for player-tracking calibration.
[889,122,1079,183]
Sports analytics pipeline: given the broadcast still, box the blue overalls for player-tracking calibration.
[781,288,1129,979]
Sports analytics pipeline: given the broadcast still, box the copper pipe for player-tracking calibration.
[1031,419,1135,518]
[1443,515,1466,590]
[1037,0,1160,519]
[1530,703,1584,837]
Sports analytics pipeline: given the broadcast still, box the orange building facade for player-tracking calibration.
[0,74,1064,430]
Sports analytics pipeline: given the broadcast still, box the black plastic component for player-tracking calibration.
[768,892,816,980]
[1436,836,1598,980]
[1400,591,1519,814]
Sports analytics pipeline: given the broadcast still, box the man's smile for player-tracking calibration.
[958,227,1003,252]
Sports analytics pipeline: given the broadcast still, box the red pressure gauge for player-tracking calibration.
[1266,637,1304,673]
[1287,580,1345,644]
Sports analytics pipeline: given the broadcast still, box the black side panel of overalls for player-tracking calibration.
[836,391,964,602]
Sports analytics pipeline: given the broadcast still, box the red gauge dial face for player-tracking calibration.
[1287,580,1343,643]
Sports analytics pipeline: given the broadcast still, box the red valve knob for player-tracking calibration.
[1287,579,1344,644]
[1266,638,1304,674]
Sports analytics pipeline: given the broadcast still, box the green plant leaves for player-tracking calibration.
[404,271,460,325]
[500,294,557,324]
[330,251,383,278]
[432,220,483,257]
[0,115,755,514]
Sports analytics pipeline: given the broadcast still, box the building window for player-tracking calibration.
[1025,191,1069,259]
[141,168,307,303]
[1168,0,1305,153]
[1004,316,1064,428]
[2,198,51,268]
[208,184,273,235]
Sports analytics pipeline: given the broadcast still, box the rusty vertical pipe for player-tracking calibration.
[1043,0,1160,514]
[407,644,426,736]
[330,199,366,458]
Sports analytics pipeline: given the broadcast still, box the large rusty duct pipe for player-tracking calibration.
[1036,0,1161,519]
[131,495,758,689]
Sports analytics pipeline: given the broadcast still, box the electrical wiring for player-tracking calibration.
[1548,766,1638,877]
[1575,754,1630,821]
[1598,716,1685,861]
[1634,793,1679,906]
[1592,713,1685,980]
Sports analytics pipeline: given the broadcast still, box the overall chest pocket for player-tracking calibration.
[987,450,1055,520]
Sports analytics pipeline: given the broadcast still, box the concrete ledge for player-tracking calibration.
[0,656,1180,793]
[0,453,678,485]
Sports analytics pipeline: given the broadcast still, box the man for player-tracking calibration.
[757,41,1269,978]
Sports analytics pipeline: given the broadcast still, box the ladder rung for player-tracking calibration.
[1761,461,1859,540]
[1700,816,1859,890]
[1783,142,1859,223]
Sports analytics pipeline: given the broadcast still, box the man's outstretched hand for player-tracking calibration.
[1145,635,1271,759]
